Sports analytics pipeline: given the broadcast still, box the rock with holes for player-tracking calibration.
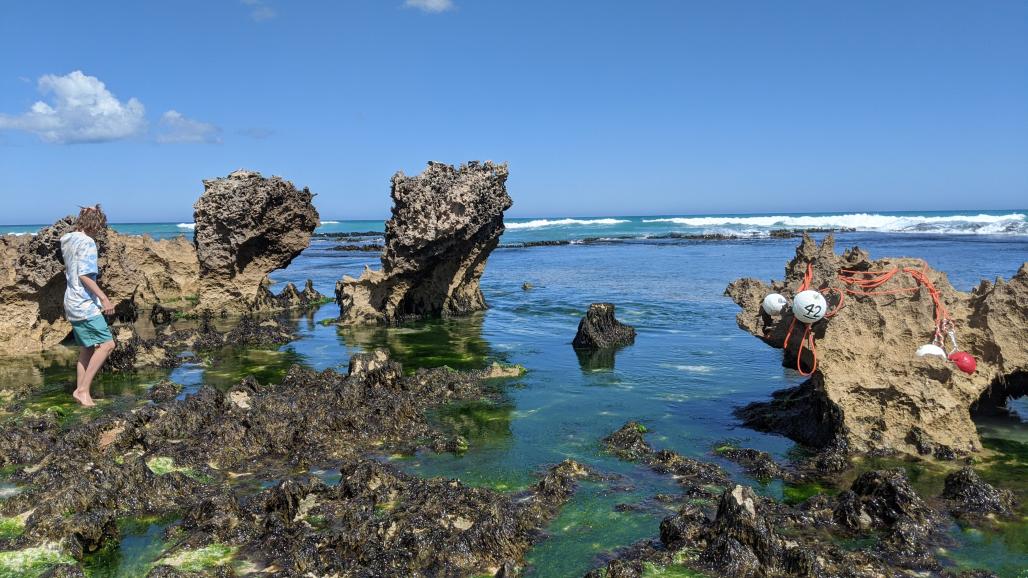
[0,219,199,356]
[726,234,1028,456]
[335,161,511,324]
[193,170,320,314]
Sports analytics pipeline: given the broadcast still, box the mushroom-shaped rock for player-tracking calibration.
[572,303,636,349]
[336,161,512,324]
[193,170,319,314]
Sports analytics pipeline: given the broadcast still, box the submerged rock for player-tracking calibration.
[572,303,636,349]
[0,219,199,356]
[193,170,320,314]
[726,234,1028,456]
[336,161,512,324]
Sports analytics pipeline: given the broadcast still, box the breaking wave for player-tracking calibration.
[319,220,340,225]
[176,223,196,230]
[642,213,1027,235]
[506,218,630,230]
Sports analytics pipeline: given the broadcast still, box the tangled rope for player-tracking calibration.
[782,261,952,377]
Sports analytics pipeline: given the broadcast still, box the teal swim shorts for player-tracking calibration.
[70,315,113,348]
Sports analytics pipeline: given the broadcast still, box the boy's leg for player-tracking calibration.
[76,346,94,392]
[75,340,115,406]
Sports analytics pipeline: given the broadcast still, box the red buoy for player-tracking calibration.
[948,351,976,374]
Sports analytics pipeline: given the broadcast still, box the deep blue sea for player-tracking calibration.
[3,210,1027,577]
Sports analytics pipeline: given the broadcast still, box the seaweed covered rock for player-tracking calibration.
[602,422,730,499]
[699,485,814,577]
[726,234,1028,455]
[193,170,320,314]
[0,219,198,356]
[0,352,584,576]
[941,466,1016,518]
[572,303,636,349]
[336,161,512,324]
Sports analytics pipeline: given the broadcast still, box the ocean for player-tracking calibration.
[2,210,1027,577]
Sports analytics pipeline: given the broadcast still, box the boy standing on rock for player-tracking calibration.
[60,205,116,407]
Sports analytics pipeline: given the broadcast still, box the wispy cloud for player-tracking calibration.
[241,0,276,21]
[0,71,146,144]
[0,71,221,145]
[156,110,221,144]
[404,0,454,13]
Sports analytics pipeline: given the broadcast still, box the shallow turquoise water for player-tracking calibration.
[2,224,1027,576]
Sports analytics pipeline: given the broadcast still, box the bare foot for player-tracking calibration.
[72,390,96,407]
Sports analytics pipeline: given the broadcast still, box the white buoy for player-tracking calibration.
[761,293,788,315]
[915,343,947,358]
[792,290,828,323]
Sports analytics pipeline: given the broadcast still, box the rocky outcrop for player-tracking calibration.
[725,234,1028,456]
[0,353,587,576]
[0,221,199,356]
[336,161,512,324]
[572,303,636,349]
[193,170,319,314]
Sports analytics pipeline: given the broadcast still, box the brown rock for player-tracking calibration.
[336,161,511,324]
[193,170,319,314]
[0,220,198,356]
[726,234,1028,455]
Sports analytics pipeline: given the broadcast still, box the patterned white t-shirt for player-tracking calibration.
[60,231,103,322]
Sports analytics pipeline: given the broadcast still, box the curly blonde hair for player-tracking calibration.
[75,204,108,239]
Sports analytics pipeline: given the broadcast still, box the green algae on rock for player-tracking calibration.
[156,543,236,573]
[0,543,75,578]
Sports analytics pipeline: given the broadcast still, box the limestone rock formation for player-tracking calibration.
[725,234,1028,456]
[572,303,637,349]
[0,221,199,356]
[336,161,512,324]
[193,170,320,314]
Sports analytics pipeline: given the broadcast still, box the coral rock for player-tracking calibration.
[726,234,1028,455]
[193,170,319,314]
[336,161,512,324]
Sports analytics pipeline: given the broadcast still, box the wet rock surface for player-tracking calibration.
[572,303,636,350]
[336,161,512,324]
[1,220,199,356]
[104,314,295,372]
[725,234,1028,456]
[193,170,320,315]
[602,422,730,500]
[587,422,1004,578]
[0,352,585,576]
[941,466,1016,519]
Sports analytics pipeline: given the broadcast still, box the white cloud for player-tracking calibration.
[0,71,146,143]
[241,0,276,21]
[405,0,454,13]
[156,110,221,144]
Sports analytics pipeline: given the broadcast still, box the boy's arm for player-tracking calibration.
[79,275,115,315]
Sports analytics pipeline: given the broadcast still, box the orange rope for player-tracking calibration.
[781,261,949,378]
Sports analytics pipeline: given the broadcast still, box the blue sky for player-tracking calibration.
[1,0,1026,224]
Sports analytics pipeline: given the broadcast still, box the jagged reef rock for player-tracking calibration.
[726,234,1028,456]
[336,161,512,324]
[193,170,319,314]
[0,221,199,356]
[572,303,637,349]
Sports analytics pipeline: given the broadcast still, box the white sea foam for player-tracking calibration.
[176,222,196,230]
[672,364,714,373]
[319,220,340,225]
[506,218,630,230]
[643,213,1027,235]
